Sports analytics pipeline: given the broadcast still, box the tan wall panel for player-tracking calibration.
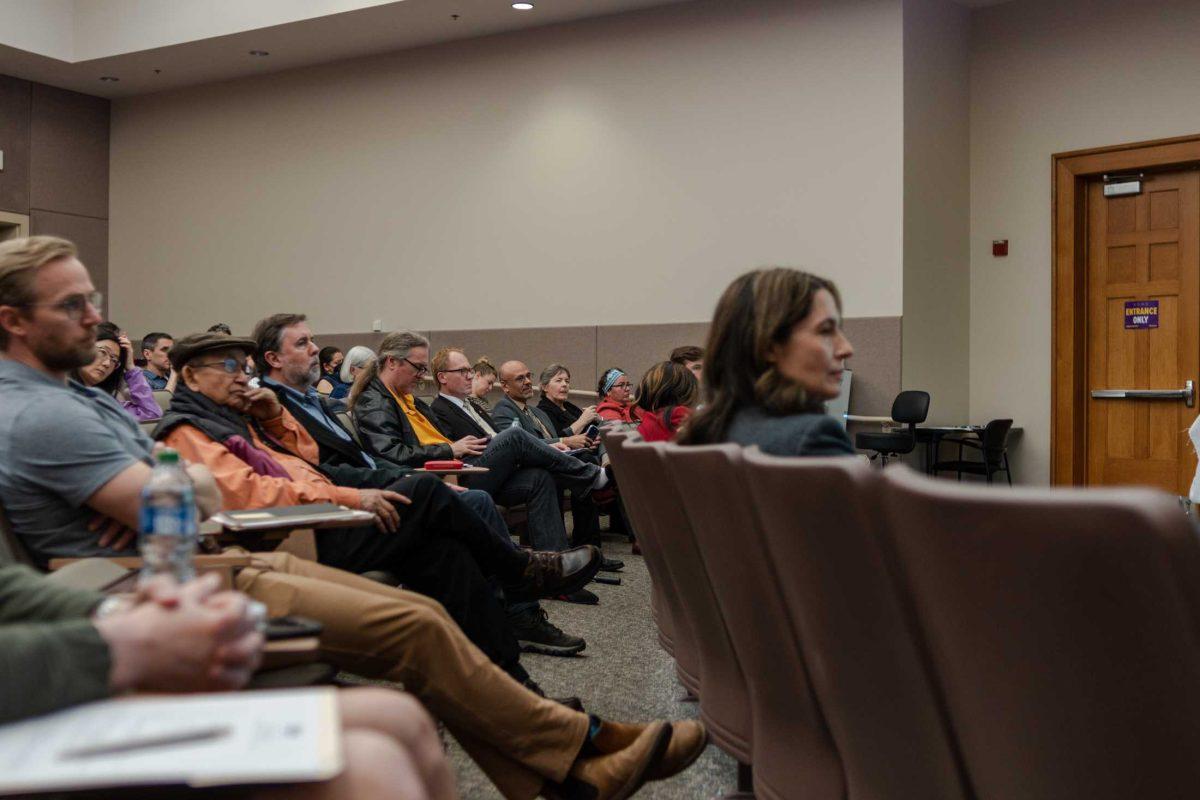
[30,84,109,219]
[108,0,904,337]
[429,327,597,393]
[596,322,710,393]
[0,75,31,215]
[843,316,902,416]
[31,211,108,313]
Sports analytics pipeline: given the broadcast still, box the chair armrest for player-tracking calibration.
[47,554,253,590]
[260,636,321,671]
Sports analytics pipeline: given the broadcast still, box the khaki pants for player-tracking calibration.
[233,552,589,799]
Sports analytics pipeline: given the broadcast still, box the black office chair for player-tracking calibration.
[855,390,930,466]
[932,418,1014,484]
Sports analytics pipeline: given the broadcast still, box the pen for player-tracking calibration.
[59,725,232,760]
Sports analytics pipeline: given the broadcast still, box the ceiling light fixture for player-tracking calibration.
[99,76,119,82]
[512,2,534,9]
[249,50,270,57]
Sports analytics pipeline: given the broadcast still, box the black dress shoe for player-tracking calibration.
[555,588,600,605]
[599,556,625,572]
[506,545,602,602]
[511,608,586,656]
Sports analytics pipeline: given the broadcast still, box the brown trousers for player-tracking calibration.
[233,552,589,800]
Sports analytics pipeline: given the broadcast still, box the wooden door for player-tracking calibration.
[1086,169,1199,493]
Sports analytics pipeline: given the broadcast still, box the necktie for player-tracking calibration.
[524,406,554,441]
[463,399,496,436]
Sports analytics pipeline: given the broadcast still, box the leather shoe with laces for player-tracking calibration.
[511,608,586,656]
[506,545,601,603]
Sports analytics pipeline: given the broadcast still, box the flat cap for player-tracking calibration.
[168,332,257,372]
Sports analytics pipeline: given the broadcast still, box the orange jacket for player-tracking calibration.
[162,409,362,511]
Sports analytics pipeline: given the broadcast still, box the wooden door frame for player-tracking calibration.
[1052,133,1200,485]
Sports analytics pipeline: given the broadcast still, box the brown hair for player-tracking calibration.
[348,330,429,409]
[636,360,699,413]
[0,236,78,348]
[669,345,704,365]
[251,312,307,375]
[432,346,465,389]
[678,267,842,445]
[473,356,498,379]
[539,363,570,388]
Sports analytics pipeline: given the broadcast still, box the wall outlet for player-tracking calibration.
[372,319,382,332]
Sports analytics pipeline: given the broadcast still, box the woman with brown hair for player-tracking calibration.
[635,360,699,443]
[595,368,641,424]
[679,267,856,456]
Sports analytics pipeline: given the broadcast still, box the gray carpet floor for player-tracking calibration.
[445,535,737,798]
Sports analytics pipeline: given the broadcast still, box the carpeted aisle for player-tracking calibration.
[446,536,737,798]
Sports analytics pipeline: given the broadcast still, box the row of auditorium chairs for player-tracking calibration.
[604,431,1200,800]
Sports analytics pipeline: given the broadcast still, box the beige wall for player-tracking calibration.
[901,0,970,424]
[970,0,1200,484]
[108,0,904,339]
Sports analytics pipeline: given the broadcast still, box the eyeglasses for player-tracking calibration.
[93,348,118,365]
[403,358,429,376]
[18,291,103,321]
[612,381,632,390]
[192,358,254,376]
[439,367,475,377]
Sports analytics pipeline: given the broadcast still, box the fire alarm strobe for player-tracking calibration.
[992,240,1008,257]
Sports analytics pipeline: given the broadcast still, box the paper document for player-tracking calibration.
[0,688,342,795]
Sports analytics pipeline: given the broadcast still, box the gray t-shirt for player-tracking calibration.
[0,358,155,566]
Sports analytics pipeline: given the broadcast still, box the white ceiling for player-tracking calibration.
[0,0,698,98]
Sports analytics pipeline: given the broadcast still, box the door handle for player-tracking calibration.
[1091,380,1194,407]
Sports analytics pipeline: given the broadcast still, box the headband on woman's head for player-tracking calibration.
[601,369,625,394]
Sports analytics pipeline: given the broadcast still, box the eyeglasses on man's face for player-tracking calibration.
[440,367,475,377]
[19,291,103,321]
[193,358,254,376]
[402,357,429,376]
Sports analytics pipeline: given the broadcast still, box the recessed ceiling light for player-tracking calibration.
[249,50,270,57]
[99,76,119,82]
[512,2,534,9]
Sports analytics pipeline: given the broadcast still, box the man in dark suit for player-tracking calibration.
[255,315,589,654]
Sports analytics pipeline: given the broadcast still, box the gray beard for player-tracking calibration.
[285,364,320,390]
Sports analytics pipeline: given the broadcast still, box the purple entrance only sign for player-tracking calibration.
[1124,299,1159,330]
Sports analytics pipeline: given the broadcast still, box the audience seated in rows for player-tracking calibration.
[635,360,699,443]
[139,330,176,391]
[157,330,598,678]
[426,346,618,604]
[668,344,704,381]
[257,317,588,656]
[679,267,855,457]
[537,363,600,439]
[0,235,707,800]
[340,344,376,386]
[0,565,457,800]
[596,368,641,424]
[316,345,352,399]
[352,335,617,592]
[73,321,163,422]
[469,355,499,411]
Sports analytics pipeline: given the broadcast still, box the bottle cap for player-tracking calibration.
[155,448,180,465]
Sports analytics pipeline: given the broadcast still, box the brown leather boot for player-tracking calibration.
[507,545,602,603]
[543,721,670,800]
[591,720,709,781]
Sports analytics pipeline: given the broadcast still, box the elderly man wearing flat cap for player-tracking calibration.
[155,331,601,680]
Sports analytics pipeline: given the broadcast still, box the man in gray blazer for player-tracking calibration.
[495,361,622,574]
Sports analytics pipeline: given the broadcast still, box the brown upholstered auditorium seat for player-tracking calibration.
[628,439,753,764]
[665,442,843,800]
[879,466,1200,800]
[602,431,678,658]
[743,450,969,800]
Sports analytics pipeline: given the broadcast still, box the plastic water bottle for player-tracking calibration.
[138,449,198,585]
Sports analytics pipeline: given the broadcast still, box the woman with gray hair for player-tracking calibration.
[341,344,377,385]
[536,363,599,438]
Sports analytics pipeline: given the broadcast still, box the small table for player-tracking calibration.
[915,426,983,475]
[414,465,490,486]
